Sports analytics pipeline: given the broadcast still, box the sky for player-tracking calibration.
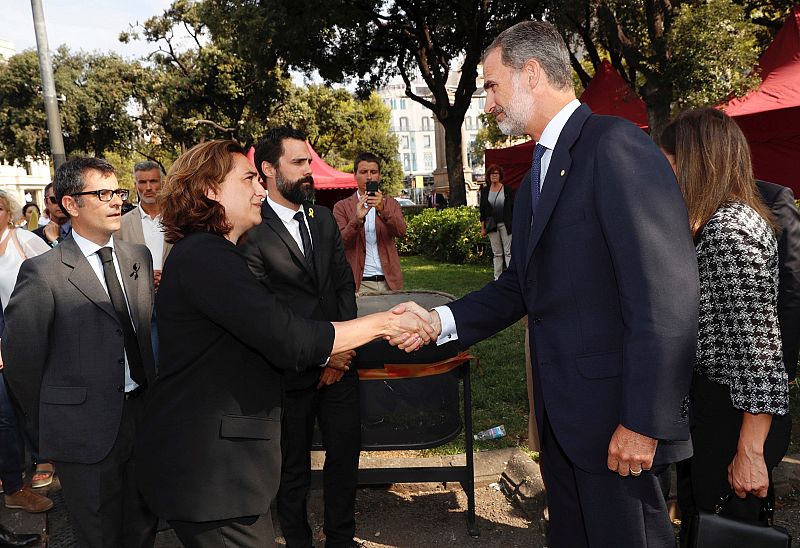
[1,0,179,58]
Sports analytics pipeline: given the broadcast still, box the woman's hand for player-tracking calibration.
[728,447,769,498]
[728,411,773,498]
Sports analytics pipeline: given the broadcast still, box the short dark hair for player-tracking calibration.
[22,203,40,216]
[486,164,505,181]
[54,157,116,217]
[44,182,54,196]
[160,140,246,243]
[354,152,381,173]
[133,160,162,174]
[253,126,308,181]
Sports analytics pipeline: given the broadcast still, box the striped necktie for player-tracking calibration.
[530,143,546,215]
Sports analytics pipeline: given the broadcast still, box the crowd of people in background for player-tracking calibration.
[0,17,797,548]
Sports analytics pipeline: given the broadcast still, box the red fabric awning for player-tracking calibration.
[579,60,649,129]
[721,6,800,193]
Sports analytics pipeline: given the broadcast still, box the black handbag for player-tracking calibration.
[687,492,791,548]
[485,216,498,233]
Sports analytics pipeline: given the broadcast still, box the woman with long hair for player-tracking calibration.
[136,140,432,546]
[660,108,791,540]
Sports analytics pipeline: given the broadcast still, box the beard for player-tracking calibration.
[276,172,315,205]
[496,71,535,136]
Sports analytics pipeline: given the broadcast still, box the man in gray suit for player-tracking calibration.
[115,161,172,291]
[2,157,158,548]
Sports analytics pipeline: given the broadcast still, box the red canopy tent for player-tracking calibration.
[721,5,800,193]
[485,61,648,189]
[247,142,357,209]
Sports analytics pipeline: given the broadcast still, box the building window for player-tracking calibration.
[403,153,411,171]
[411,153,417,171]
[423,135,431,148]
[400,98,407,109]
[390,98,397,110]
[478,98,486,109]
[465,116,473,130]
[421,117,430,130]
[424,152,433,170]
[399,117,409,130]
[401,136,409,149]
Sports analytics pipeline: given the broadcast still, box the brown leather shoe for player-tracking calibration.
[4,486,54,513]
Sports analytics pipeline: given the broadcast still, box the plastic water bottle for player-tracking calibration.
[474,424,506,441]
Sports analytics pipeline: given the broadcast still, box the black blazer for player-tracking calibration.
[479,184,515,234]
[449,105,699,472]
[136,232,335,522]
[240,201,357,390]
[757,179,800,380]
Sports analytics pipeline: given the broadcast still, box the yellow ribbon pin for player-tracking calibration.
[308,208,314,218]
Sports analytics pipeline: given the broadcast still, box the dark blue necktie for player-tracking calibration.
[530,143,546,215]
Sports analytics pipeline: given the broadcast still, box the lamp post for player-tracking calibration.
[31,0,65,170]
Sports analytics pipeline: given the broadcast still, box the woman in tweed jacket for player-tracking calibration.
[660,108,791,538]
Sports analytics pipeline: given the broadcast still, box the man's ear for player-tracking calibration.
[523,58,541,90]
[61,196,80,218]
[260,161,276,181]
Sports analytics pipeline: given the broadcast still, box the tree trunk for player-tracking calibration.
[641,76,673,140]
[443,119,467,206]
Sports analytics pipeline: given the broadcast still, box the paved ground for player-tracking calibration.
[2,450,798,547]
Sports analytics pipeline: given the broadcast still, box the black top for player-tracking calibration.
[136,231,335,522]
[479,184,515,234]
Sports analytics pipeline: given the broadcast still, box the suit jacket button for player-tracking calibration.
[118,357,125,365]
[116,329,123,336]
[117,385,124,392]
[533,317,542,325]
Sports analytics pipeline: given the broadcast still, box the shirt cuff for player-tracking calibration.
[433,305,458,346]
[320,356,330,368]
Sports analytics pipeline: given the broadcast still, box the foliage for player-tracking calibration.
[202,0,547,206]
[399,207,489,264]
[0,49,142,163]
[668,0,761,109]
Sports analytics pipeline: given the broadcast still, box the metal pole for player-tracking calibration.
[31,0,66,170]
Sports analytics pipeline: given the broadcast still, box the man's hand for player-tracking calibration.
[317,351,354,389]
[356,194,370,222]
[366,191,384,214]
[481,226,487,237]
[385,302,441,351]
[153,269,162,291]
[607,424,658,477]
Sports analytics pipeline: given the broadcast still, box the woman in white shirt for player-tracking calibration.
[0,191,51,309]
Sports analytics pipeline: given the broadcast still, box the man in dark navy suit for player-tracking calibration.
[241,127,360,548]
[395,21,699,547]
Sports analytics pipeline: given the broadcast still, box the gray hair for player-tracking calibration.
[133,160,162,174]
[484,21,572,91]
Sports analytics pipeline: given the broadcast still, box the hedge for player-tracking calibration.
[398,206,491,264]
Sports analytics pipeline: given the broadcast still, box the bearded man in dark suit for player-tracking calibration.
[240,127,360,548]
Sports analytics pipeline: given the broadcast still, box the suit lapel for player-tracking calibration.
[525,105,592,267]
[61,237,117,322]
[131,208,146,244]
[116,243,146,333]
[262,201,315,279]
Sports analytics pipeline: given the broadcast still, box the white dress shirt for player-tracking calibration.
[434,99,583,345]
[267,196,312,253]
[138,206,165,270]
[358,191,385,277]
[72,230,139,392]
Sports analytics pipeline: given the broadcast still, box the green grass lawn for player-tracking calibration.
[399,255,530,454]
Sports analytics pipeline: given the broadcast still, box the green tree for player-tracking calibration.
[0,49,141,164]
[199,0,547,206]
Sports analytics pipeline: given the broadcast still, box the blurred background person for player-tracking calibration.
[136,140,432,547]
[33,183,71,248]
[660,108,791,542]
[20,203,42,230]
[480,164,515,280]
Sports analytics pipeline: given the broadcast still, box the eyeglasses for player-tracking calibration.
[70,189,130,202]
[47,196,58,205]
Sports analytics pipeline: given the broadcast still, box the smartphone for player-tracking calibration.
[366,181,379,196]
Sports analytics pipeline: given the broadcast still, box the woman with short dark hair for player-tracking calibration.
[661,108,791,541]
[136,140,431,547]
[480,164,515,280]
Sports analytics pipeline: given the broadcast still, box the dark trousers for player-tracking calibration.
[677,374,792,543]
[55,396,157,548]
[170,513,275,548]
[540,412,676,548]
[0,373,24,494]
[277,372,361,548]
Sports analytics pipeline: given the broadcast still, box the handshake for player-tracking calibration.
[384,301,443,352]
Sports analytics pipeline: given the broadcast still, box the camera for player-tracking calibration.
[366,181,379,196]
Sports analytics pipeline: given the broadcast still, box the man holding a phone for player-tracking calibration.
[334,152,407,295]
